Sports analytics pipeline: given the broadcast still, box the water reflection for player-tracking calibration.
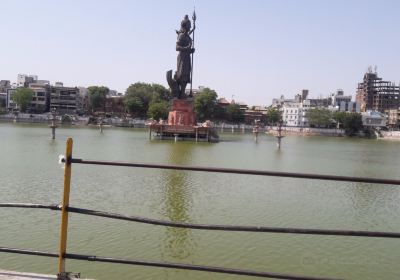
[161,143,196,260]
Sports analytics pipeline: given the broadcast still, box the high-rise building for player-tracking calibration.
[356,70,400,112]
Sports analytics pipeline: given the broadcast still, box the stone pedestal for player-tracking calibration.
[168,99,196,126]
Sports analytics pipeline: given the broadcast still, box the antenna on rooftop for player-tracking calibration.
[374,65,378,74]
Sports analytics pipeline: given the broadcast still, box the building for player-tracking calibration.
[0,93,6,108]
[281,100,314,127]
[0,80,10,108]
[50,86,79,114]
[235,101,248,112]
[0,80,10,93]
[280,90,327,127]
[17,74,38,87]
[330,89,360,113]
[28,83,50,113]
[244,106,267,124]
[6,88,18,111]
[272,95,297,108]
[361,111,387,128]
[356,69,400,112]
[386,109,400,128]
[185,86,205,97]
[107,89,123,97]
[217,97,230,108]
[77,87,89,115]
[105,96,125,115]
[331,89,351,106]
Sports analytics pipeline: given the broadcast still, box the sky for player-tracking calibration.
[1,0,400,105]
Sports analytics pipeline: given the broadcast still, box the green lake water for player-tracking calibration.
[0,123,400,279]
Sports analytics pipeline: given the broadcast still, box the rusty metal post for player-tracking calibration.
[58,138,73,275]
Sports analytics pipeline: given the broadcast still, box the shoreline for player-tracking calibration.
[2,118,400,141]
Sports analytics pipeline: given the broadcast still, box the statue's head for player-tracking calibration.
[180,15,191,32]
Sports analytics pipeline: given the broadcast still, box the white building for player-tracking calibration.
[17,74,38,87]
[362,111,387,127]
[282,102,306,127]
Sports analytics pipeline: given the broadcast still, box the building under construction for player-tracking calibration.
[356,69,400,112]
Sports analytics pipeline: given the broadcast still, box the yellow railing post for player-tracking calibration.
[58,138,73,275]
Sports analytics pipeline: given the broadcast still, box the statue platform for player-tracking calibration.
[148,99,218,142]
[168,99,196,126]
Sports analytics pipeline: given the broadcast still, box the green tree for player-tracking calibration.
[151,83,172,101]
[193,88,218,121]
[333,111,347,128]
[226,103,244,123]
[148,101,169,120]
[213,105,227,121]
[266,107,282,125]
[12,88,33,112]
[306,108,332,128]
[88,86,109,112]
[124,96,143,116]
[342,112,363,136]
[124,82,170,117]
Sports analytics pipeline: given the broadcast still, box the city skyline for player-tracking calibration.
[1,0,400,105]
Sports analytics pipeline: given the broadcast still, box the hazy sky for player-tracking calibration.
[1,0,400,105]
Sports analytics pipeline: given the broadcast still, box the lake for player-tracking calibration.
[1,123,400,280]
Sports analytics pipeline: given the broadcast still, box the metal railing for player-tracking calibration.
[1,137,400,280]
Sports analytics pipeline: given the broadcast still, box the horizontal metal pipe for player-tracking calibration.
[65,253,341,280]
[0,247,58,258]
[67,207,400,238]
[0,203,59,210]
[0,247,341,280]
[2,203,400,238]
[67,158,400,185]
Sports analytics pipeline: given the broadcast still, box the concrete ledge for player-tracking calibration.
[0,269,93,280]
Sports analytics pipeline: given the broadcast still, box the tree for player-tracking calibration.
[124,82,170,117]
[306,108,332,128]
[124,96,143,116]
[151,83,172,102]
[333,111,347,128]
[266,107,282,125]
[193,88,218,121]
[88,86,109,112]
[342,112,363,136]
[213,105,227,121]
[148,101,169,120]
[333,111,363,135]
[12,88,33,112]
[226,103,244,123]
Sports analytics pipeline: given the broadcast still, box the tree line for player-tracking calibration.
[2,83,300,125]
[88,83,248,123]
[305,108,363,136]
[4,84,364,135]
